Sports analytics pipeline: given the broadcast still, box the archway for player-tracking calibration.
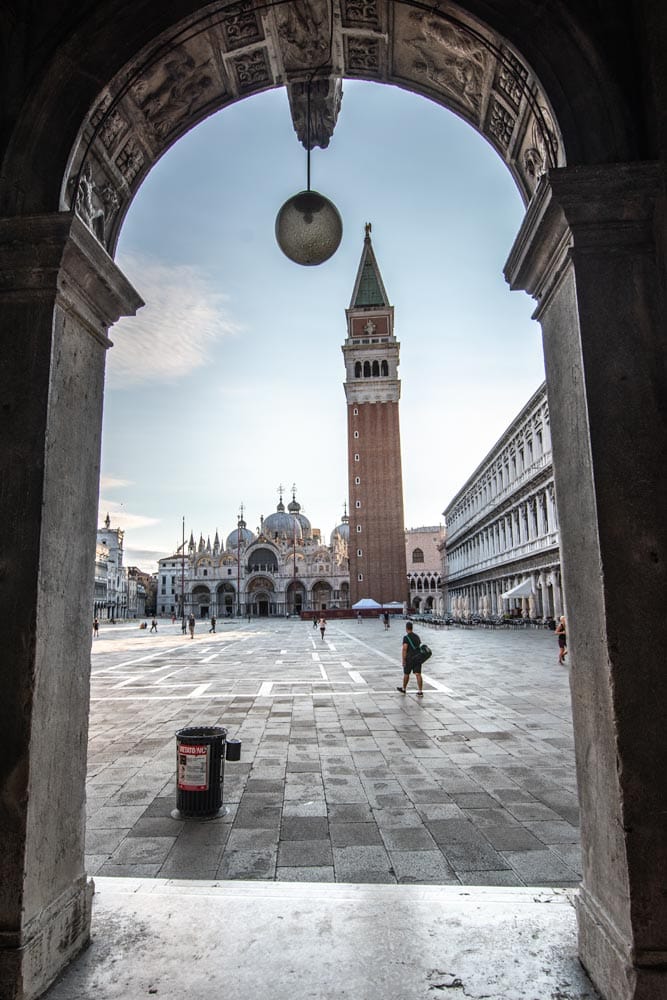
[1,5,665,1000]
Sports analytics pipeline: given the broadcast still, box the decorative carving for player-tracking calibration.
[133,49,215,140]
[487,97,515,149]
[287,77,343,149]
[274,0,330,69]
[522,105,559,182]
[341,0,379,29]
[494,48,528,111]
[404,13,487,113]
[345,37,380,76]
[115,137,145,184]
[219,3,264,51]
[231,49,272,91]
[69,163,120,246]
[99,110,128,150]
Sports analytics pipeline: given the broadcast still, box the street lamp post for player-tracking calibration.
[181,515,186,635]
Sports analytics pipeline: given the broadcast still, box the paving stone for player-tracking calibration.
[333,846,392,877]
[524,820,580,844]
[442,842,512,873]
[233,800,283,829]
[502,849,580,883]
[217,849,277,879]
[226,828,279,851]
[389,850,460,884]
[425,819,489,846]
[276,866,335,882]
[126,817,179,838]
[110,836,176,865]
[86,805,148,829]
[282,800,328,817]
[330,823,383,847]
[380,827,437,851]
[280,816,329,840]
[478,826,545,851]
[278,840,333,866]
[97,863,163,877]
[85,828,129,855]
[327,803,374,823]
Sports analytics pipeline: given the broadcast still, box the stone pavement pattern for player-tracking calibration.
[86,619,580,886]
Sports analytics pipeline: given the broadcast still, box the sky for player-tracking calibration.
[100,80,545,572]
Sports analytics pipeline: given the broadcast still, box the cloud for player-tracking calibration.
[100,475,132,490]
[98,499,160,532]
[106,253,241,388]
[124,548,171,573]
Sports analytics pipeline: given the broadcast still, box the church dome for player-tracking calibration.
[263,499,303,541]
[226,519,256,551]
[330,509,350,545]
[287,491,311,539]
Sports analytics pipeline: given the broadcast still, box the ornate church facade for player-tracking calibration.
[157,490,350,618]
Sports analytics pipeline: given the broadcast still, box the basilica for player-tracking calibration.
[157,490,350,618]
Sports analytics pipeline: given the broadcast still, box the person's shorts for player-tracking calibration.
[404,659,422,674]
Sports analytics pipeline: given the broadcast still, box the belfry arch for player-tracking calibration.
[1,4,666,1000]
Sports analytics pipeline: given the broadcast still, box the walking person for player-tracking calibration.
[92,617,99,638]
[181,617,187,635]
[397,621,424,696]
[188,613,196,639]
[150,618,157,633]
[383,611,390,630]
[556,615,568,664]
[209,615,216,633]
[318,616,326,641]
[313,615,318,629]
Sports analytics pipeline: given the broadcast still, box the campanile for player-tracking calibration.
[342,224,408,607]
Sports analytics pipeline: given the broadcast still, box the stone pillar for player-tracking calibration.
[506,162,667,1000]
[0,214,142,1000]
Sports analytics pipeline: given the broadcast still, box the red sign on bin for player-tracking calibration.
[177,743,209,791]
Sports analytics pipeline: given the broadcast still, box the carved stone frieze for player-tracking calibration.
[131,47,218,141]
[494,47,528,111]
[273,0,331,71]
[340,0,380,30]
[486,97,516,150]
[219,3,264,51]
[287,77,343,149]
[69,163,120,247]
[345,37,380,76]
[230,48,273,92]
[115,137,145,184]
[396,11,488,115]
[521,105,559,184]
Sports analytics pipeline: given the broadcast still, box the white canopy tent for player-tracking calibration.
[352,598,382,609]
[501,579,535,600]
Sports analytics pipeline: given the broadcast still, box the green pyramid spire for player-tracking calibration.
[350,223,390,308]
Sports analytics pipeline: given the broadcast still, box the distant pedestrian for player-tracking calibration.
[188,613,195,639]
[171,613,176,624]
[181,617,187,635]
[318,617,326,641]
[556,615,568,664]
[209,616,216,633]
[357,612,362,624]
[383,611,390,630]
[150,618,157,633]
[397,621,424,696]
[93,617,99,637]
[313,615,318,629]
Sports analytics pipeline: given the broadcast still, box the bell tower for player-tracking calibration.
[342,224,408,607]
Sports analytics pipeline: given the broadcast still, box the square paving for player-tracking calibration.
[86,618,580,885]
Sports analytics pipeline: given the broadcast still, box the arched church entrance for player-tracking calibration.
[1,5,665,1000]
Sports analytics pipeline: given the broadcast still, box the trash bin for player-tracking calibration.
[175,726,227,818]
[225,738,242,762]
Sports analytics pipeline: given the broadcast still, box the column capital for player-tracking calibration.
[0,212,143,342]
[504,161,663,312]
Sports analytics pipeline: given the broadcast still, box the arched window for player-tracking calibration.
[363,361,371,377]
[381,360,388,376]
[372,360,380,377]
[412,548,424,563]
[355,361,362,378]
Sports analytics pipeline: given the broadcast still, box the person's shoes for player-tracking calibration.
[416,691,424,697]
[396,686,406,693]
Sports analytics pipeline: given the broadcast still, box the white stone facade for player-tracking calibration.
[95,514,128,619]
[443,383,564,619]
[157,494,351,618]
[405,525,445,615]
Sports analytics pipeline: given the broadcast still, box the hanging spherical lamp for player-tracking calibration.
[275,189,343,266]
[275,76,343,266]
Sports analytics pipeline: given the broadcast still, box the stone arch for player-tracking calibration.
[1,7,665,1000]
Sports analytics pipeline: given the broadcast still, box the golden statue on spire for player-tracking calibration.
[364,222,372,238]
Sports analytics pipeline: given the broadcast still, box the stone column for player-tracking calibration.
[506,162,667,1000]
[0,214,142,1000]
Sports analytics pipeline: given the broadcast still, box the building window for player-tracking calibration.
[372,360,379,377]
[353,407,358,415]
[412,548,424,563]
[354,430,359,439]
[355,476,360,485]
[354,362,362,378]
[358,573,363,581]
[354,453,360,462]
[363,361,371,377]
[161,587,166,595]
[228,568,232,575]
[357,548,362,557]
[355,500,361,508]
[203,569,208,576]
[171,576,175,585]
[162,575,166,584]
[170,605,174,613]
[356,525,362,533]
[381,360,388,376]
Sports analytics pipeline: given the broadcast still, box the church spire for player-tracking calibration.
[349,222,390,309]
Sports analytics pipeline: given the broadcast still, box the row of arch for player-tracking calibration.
[354,360,389,378]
